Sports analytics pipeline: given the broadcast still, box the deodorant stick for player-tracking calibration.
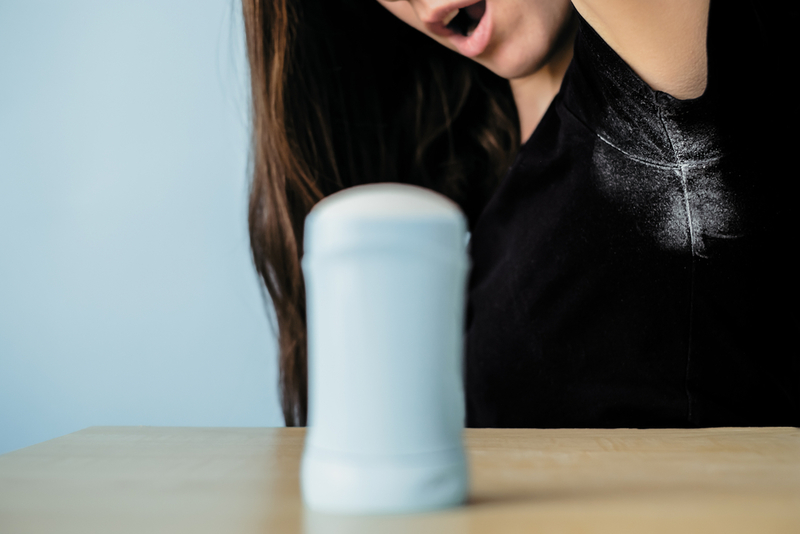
[300,183,469,514]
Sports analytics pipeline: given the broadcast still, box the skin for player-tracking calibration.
[377,0,710,142]
[378,0,576,141]
[573,0,709,101]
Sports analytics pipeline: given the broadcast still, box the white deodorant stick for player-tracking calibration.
[300,183,469,514]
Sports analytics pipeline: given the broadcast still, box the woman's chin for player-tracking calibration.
[476,48,548,82]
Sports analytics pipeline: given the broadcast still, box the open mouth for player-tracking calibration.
[444,1,486,37]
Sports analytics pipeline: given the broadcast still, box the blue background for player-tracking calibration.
[0,0,283,455]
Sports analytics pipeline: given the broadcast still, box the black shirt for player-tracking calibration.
[465,1,798,428]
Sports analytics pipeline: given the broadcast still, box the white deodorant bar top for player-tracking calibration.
[301,183,469,514]
[303,182,468,259]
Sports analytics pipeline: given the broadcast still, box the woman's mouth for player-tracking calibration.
[444,1,486,38]
[424,0,492,58]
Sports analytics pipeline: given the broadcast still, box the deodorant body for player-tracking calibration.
[300,183,469,514]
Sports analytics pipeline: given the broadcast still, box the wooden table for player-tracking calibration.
[1,427,798,533]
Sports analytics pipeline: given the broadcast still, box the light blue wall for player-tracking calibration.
[0,0,283,455]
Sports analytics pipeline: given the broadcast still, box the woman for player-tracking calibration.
[243,0,797,427]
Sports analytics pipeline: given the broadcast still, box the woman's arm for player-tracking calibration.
[571,0,710,99]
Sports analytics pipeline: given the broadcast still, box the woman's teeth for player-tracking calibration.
[442,9,459,27]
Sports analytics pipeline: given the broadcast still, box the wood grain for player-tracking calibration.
[1,427,797,533]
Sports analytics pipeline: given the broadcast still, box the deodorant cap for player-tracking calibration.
[304,183,467,260]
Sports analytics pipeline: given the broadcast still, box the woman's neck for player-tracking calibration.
[510,20,578,143]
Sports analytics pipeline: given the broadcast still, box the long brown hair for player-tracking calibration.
[242,0,519,426]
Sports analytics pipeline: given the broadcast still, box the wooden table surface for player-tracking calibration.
[1,426,798,533]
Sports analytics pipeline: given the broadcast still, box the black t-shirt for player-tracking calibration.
[465,1,798,428]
